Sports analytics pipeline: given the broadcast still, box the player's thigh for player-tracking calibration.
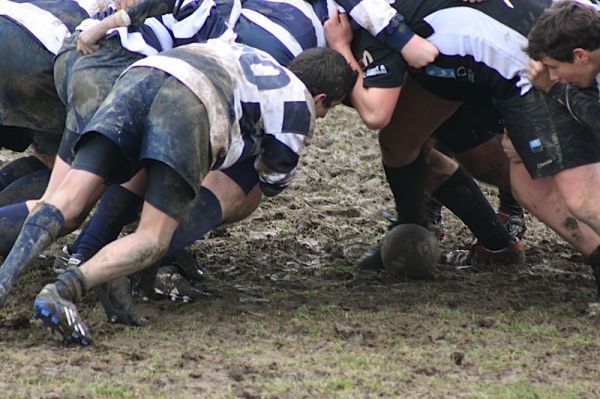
[379,76,461,166]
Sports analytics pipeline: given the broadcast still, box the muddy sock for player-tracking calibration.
[432,167,512,251]
[383,152,426,226]
[0,156,47,190]
[74,185,143,261]
[167,186,223,255]
[0,202,30,256]
[587,246,600,300]
[0,202,64,305]
[497,188,524,217]
[55,266,87,303]
[0,168,51,207]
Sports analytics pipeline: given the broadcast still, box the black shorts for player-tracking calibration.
[351,28,407,89]
[72,134,193,219]
[82,67,211,204]
[54,33,144,162]
[434,100,504,154]
[0,17,65,153]
[495,89,600,178]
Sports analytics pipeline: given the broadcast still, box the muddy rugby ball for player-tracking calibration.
[381,223,439,279]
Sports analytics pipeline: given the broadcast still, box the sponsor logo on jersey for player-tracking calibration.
[364,65,388,78]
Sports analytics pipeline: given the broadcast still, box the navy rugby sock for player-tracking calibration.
[73,185,143,261]
[0,156,47,190]
[0,202,30,256]
[0,203,64,306]
[167,186,223,255]
[0,169,51,207]
[432,167,513,251]
[383,151,426,226]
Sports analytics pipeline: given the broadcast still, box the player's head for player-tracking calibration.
[287,47,357,118]
[527,0,600,87]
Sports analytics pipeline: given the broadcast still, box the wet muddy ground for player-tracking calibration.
[1,107,600,398]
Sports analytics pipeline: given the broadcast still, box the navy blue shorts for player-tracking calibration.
[0,16,64,154]
[54,33,144,162]
[83,67,211,194]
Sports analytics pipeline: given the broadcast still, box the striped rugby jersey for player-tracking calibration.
[126,38,315,195]
[0,0,91,54]
[234,0,415,65]
[77,0,229,56]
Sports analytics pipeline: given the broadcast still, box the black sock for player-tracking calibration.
[56,266,87,303]
[0,156,47,190]
[498,188,524,217]
[0,168,51,207]
[432,167,513,250]
[166,186,223,256]
[73,185,143,261]
[0,202,64,305]
[383,152,426,226]
[587,246,600,300]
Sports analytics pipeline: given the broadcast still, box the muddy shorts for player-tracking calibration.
[434,99,503,154]
[0,16,65,154]
[54,32,144,162]
[82,67,211,215]
[494,89,600,179]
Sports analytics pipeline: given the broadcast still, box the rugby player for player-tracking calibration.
[326,0,600,299]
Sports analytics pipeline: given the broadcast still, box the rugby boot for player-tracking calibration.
[441,239,525,266]
[33,267,90,346]
[53,248,86,274]
[163,249,206,283]
[94,277,139,326]
[154,265,210,303]
[497,212,527,240]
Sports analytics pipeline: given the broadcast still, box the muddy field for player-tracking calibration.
[1,107,600,398]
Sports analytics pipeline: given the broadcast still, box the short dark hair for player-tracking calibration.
[287,47,357,107]
[527,1,600,61]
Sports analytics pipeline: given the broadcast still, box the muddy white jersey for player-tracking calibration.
[0,0,91,54]
[126,38,315,194]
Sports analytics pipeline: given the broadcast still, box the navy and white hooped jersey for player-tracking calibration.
[0,0,91,54]
[126,39,314,195]
[235,0,331,65]
[77,0,229,57]
[235,0,417,66]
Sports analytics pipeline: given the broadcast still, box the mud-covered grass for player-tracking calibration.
[2,107,600,398]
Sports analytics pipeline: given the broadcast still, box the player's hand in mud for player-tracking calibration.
[401,34,439,69]
[527,59,558,93]
[324,10,353,52]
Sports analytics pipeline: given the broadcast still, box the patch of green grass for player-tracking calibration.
[466,346,528,372]
[88,382,131,399]
[476,380,589,399]
[497,321,559,337]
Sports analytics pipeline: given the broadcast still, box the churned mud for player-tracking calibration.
[1,107,600,398]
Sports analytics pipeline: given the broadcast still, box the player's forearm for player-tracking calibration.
[335,0,414,51]
[549,83,600,132]
[125,0,177,25]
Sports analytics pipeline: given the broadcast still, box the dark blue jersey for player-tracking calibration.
[0,0,90,54]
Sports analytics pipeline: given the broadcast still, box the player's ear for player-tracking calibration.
[313,93,327,106]
[573,48,590,65]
